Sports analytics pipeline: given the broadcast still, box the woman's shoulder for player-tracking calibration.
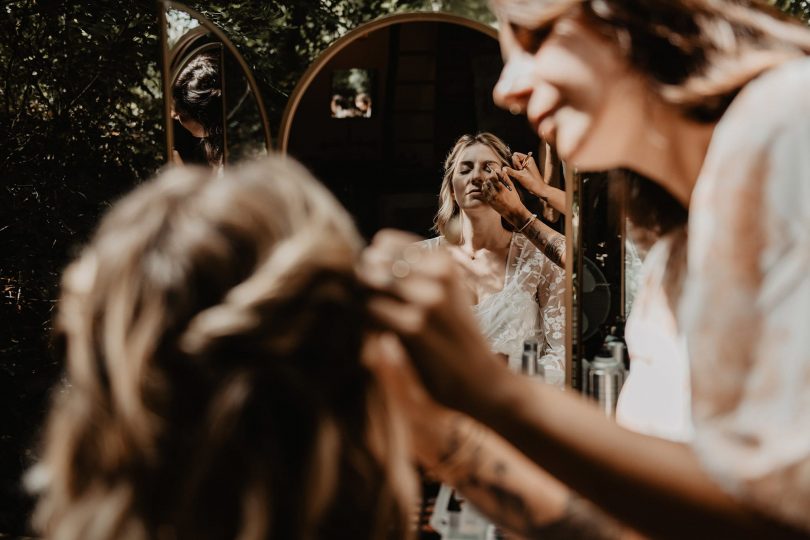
[699,56,810,202]
[718,56,810,140]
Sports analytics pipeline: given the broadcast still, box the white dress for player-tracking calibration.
[420,233,566,386]
[617,228,693,443]
[679,56,810,530]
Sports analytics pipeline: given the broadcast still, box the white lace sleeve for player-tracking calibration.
[682,57,810,531]
[535,249,566,386]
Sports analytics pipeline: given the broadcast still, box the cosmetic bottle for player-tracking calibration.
[520,339,546,381]
[585,342,626,418]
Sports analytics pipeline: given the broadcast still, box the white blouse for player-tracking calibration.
[682,56,810,530]
[420,234,566,385]
[618,229,693,443]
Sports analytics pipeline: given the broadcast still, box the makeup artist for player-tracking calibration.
[361,0,810,537]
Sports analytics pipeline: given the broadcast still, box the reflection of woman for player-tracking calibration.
[172,53,224,166]
[421,133,565,382]
[355,92,372,117]
[30,158,415,540]
[362,0,810,536]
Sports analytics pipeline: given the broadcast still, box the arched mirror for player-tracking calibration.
[279,13,558,240]
[158,0,271,166]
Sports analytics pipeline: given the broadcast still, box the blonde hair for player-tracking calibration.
[433,132,513,243]
[32,157,416,540]
[493,0,810,120]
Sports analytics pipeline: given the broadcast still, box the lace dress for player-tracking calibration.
[618,228,693,443]
[420,233,566,386]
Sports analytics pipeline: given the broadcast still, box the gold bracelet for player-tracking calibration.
[517,213,538,233]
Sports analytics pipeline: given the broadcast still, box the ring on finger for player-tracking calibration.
[392,258,411,279]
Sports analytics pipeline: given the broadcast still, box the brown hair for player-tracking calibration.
[31,158,416,540]
[494,0,810,121]
[173,53,224,165]
[433,132,514,243]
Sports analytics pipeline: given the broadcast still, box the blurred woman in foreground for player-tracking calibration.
[30,158,416,540]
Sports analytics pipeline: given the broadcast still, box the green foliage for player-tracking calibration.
[0,1,164,533]
[772,0,810,21]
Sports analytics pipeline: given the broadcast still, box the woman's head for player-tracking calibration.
[492,0,810,169]
[172,53,224,165]
[434,132,513,241]
[33,157,415,540]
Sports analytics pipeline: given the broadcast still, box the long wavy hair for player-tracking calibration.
[433,132,515,244]
[493,0,810,122]
[30,158,416,540]
[173,53,224,166]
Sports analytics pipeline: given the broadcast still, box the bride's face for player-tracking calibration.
[451,144,502,213]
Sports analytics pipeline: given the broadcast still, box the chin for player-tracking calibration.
[558,134,615,172]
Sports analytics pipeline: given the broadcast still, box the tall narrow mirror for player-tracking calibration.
[158,1,271,166]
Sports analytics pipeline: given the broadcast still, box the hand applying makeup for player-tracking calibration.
[478,164,528,229]
[502,152,567,216]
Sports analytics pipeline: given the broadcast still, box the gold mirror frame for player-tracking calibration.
[565,169,579,391]
[157,0,272,163]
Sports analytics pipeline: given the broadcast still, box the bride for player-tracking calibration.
[421,133,565,385]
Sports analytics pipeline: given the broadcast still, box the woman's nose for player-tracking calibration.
[493,52,535,115]
[471,165,493,185]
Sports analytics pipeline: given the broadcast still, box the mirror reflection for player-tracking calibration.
[171,46,225,166]
[282,18,554,239]
[161,1,270,167]
[331,68,375,118]
[418,133,566,386]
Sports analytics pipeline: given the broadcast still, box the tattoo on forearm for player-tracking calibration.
[523,220,566,269]
[525,494,626,540]
[437,416,465,464]
[455,458,541,537]
[456,458,626,540]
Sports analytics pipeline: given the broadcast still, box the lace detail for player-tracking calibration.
[419,235,566,386]
[681,57,810,531]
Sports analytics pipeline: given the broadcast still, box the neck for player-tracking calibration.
[623,102,717,208]
[460,210,511,251]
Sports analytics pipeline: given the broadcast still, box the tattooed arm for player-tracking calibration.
[506,206,566,269]
[431,413,641,540]
[480,171,566,269]
[366,333,635,539]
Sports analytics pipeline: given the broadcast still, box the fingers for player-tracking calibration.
[481,176,500,202]
[498,171,517,192]
[501,166,529,190]
[503,163,543,196]
[359,232,459,305]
